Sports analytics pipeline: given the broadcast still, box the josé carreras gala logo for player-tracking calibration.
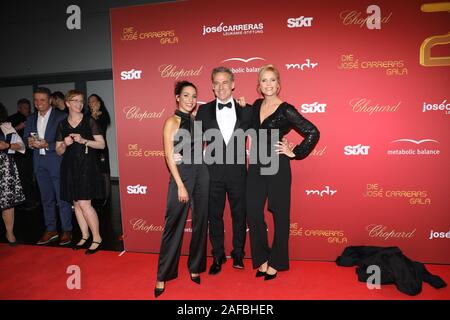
[121,27,178,45]
[202,21,264,37]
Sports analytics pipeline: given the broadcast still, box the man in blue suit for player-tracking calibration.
[24,87,72,245]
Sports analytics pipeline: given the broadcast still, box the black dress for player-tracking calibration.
[0,128,25,211]
[88,111,111,174]
[56,116,105,202]
[246,99,320,271]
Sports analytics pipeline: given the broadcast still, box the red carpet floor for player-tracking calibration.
[0,244,449,300]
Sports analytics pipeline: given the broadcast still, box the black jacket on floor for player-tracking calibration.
[336,246,447,296]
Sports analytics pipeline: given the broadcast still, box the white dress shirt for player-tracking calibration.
[216,98,236,145]
[37,107,52,155]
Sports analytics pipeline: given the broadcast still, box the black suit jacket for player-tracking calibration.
[195,99,253,181]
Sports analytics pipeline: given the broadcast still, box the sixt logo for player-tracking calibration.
[121,69,143,80]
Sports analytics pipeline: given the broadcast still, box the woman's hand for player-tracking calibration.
[70,133,86,144]
[178,185,189,203]
[0,141,9,150]
[173,152,182,163]
[274,138,295,158]
[64,136,74,146]
[237,96,247,107]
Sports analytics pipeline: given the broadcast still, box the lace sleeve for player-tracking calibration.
[284,104,320,160]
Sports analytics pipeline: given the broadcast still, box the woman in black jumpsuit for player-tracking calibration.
[247,65,320,280]
[154,81,209,297]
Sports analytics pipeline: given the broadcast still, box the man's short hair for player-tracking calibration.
[51,91,65,100]
[33,87,52,98]
[211,66,234,82]
[17,98,31,107]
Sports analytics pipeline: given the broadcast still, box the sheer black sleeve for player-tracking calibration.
[56,121,64,142]
[89,117,103,136]
[284,104,320,160]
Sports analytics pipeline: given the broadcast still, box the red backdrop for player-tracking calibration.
[110,0,450,263]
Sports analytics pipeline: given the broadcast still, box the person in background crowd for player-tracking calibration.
[24,87,73,246]
[0,102,26,246]
[87,94,111,204]
[56,90,105,255]
[7,98,39,210]
[51,91,68,113]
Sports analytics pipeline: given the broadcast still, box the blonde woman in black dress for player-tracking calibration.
[56,90,105,254]
[247,65,320,280]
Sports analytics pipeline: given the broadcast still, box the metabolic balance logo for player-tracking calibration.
[364,183,431,205]
[221,57,265,74]
[387,138,440,156]
[287,16,313,28]
[202,21,264,37]
[338,54,407,76]
[120,27,178,45]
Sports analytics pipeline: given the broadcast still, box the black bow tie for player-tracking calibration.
[218,102,232,110]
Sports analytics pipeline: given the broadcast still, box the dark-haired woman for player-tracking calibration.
[87,94,111,205]
[154,81,209,297]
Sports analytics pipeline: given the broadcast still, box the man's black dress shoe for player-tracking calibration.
[232,257,244,269]
[208,256,226,275]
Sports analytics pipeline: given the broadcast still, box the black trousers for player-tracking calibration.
[208,170,247,260]
[157,164,209,282]
[246,156,291,271]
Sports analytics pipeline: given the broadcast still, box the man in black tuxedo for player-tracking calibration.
[195,67,253,275]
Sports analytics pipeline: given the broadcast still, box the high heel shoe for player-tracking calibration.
[154,287,165,298]
[72,237,89,250]
[85,241,102,255]
[190,274,201,285]
[264,272,277,281]
[6,235,17,247]
[256,270,266,278]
